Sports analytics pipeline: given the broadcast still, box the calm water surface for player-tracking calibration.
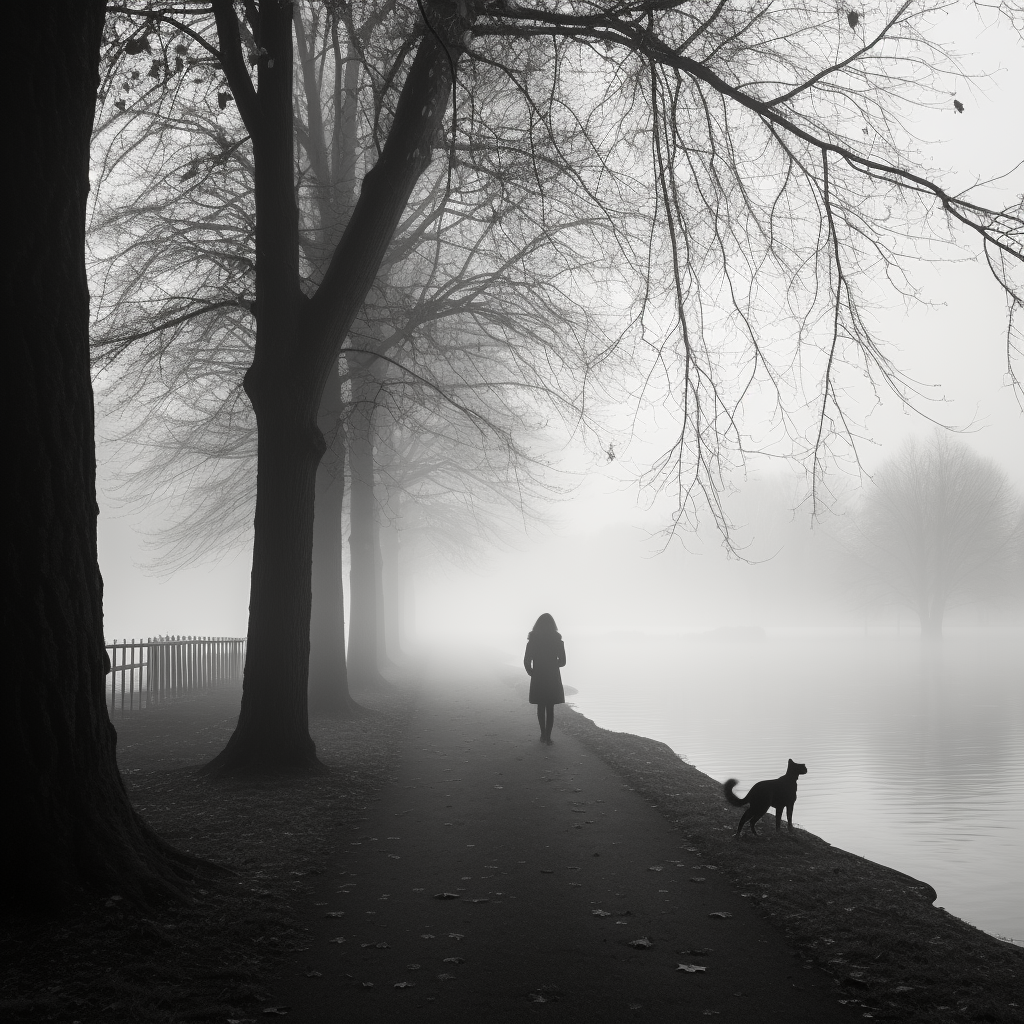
[564,630,1024,943]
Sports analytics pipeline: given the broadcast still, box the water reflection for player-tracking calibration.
[567,631,1024,943]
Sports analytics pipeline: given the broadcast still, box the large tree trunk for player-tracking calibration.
[309,363,361,717]
[4,0,195,903]
[206,2,320,773]
[208,3,464,769]
[347,367,388,689]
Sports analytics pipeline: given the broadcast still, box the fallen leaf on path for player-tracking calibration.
[388,855,400,860]
[448,932,464,940]
[529,994,548,1003]
[629,937,653,949]
[412,888,424,892]
[328,937,346,944]
[494,785,503,789]
[443,957,465,964]
[540,869,554,874]
[262,1009,289,1016]
[592,909,611,917]
[387,836,400,839]
[648,866,663,872]
[324,911,345,918]
[433,892,460,900]
[361,982,374,988]
[690,877,706,883]
[708,912,732,919]
[437,973,456,981]
[407,964,421,970]
[420,934,435,939]
[305,971,322,978]
[677,964,707,973]
[472,898,490,903]
[484,865,499,869]
[686,947,713,955]
[393,981,414,989]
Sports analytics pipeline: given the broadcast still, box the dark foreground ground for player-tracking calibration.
[2,667,1021,1023]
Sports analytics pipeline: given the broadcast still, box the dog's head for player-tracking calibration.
[788,759,808,776]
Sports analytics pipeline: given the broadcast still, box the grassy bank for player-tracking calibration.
[559,703,1024,1024]
[0,686,413,1023]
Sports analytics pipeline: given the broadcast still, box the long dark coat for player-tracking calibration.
[524,632,566,706]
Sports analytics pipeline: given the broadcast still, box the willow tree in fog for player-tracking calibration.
[851,434,1022,638]
[89,0,1023,773]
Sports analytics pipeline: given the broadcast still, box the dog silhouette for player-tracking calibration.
[724,759,807,836]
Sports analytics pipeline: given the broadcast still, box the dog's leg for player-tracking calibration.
[736,808,751,836]
[786,801,795,830]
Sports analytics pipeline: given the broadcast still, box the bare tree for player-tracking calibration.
[849,433,1022,637]
[90,0,1023,772]
[92,1,614,706]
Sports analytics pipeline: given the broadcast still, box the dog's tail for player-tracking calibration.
[723,779,747,806]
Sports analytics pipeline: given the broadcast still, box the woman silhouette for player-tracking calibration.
[524,613,566,744]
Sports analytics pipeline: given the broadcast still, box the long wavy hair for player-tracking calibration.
[529,612,560,640]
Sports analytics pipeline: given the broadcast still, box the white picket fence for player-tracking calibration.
[105,636,246,712]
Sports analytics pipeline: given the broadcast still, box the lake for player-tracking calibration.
[563,628,1024,944]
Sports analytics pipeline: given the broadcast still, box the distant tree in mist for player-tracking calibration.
[850,434,1022,638]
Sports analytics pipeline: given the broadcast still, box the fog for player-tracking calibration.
[91,9,1024,947]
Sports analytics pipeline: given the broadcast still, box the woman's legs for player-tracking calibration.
[543,704,555,741]
[536,703,546,738]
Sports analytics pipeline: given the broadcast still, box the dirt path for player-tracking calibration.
[271,673,860,1022]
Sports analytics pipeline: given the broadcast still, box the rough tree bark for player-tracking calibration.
[4,0,196,904]
[207,2,466,771]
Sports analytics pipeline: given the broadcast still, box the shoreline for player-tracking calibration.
[552,696,1023,1023]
